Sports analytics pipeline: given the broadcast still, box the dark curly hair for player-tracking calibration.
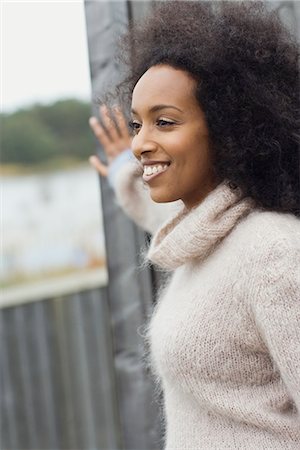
[108,0,300,216]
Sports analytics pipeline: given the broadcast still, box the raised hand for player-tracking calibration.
[89,104,133,177]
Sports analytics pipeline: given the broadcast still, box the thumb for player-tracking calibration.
[89,155,109,177]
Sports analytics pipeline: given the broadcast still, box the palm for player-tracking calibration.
[89,105,132,176]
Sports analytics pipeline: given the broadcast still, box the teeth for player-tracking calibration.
[144,164,169,176]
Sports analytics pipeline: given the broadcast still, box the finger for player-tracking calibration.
[100,105,120,142]
[113,106,131,139]
[89,155,108,177]
[89,117,113,152]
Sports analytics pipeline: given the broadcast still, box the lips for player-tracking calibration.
[141,160,171,167]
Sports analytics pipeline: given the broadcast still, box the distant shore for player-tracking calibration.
[0,159,91,176]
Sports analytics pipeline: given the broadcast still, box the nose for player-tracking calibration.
[131,126,158,160]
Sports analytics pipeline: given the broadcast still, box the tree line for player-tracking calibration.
[1,99,96,168]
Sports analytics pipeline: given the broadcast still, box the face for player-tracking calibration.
[130,64,218,209]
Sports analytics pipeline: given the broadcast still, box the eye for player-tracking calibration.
[156,119,175,127]
[128,118,176,135]
[128,120,141,134]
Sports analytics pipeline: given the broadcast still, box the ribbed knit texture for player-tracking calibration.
[113,162,300,449]
[147,181,256,270]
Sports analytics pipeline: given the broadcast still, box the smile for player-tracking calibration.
[143,163,170,182]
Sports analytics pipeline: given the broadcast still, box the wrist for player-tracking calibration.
[108,149,135,189]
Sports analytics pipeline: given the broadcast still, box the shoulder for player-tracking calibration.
[235,208,300,253]
[232,209,300,293]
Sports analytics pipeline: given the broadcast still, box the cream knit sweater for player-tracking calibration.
[113,160,300,449]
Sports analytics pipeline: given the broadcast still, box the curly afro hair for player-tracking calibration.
[110,0,300,217]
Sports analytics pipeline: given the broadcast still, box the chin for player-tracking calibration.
[149,189,179,203]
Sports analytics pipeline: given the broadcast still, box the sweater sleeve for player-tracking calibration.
[251,240,300,412]
[111,155,183,235]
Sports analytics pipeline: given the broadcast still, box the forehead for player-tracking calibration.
[132,65,198,111]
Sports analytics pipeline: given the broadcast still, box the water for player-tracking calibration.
[2,164,107,289]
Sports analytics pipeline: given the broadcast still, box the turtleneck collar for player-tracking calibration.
[147,180,256,270]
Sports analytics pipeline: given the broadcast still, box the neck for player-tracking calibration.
[183,177,220,210]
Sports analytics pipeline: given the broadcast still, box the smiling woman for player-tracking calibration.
[89,1,300,449]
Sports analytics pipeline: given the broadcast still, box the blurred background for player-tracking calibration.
[1,1,299,449]
[2,1,107,306]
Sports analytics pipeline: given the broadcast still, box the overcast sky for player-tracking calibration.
[2,0,91,113]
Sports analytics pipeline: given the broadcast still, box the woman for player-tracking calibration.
[89,1,300,448]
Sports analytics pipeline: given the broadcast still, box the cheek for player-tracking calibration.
[179,144,211,173]
[164,127,211,169]
[187,133,212,168]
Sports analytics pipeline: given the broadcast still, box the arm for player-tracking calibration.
[251,240,300,412]
[89,105,181,235]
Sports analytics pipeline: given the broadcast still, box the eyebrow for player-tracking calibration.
[131,104,183,114]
